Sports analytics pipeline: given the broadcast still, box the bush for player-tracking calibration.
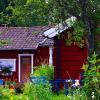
[23,83,34,99]
[0,86,15,100]
[23,82,53,100]
[33,82,53,100]
[52,94,70,100]
[32,65,54,80]
[69,88,87,100]
[82,52,100,100]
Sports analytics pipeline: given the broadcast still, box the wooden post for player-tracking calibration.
[55,37,60,79]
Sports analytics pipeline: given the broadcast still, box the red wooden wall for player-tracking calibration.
[53,35,88,79]
[34,46,49,66]
[0,46,49,82]
[0,51,19,82]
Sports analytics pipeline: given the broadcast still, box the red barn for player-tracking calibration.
[0,26,53,83]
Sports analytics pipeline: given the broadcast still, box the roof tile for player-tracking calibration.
[0,26,53,50]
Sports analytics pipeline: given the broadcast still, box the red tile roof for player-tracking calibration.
[0,26,53,50]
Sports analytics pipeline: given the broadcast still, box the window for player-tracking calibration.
[0,59,16,71]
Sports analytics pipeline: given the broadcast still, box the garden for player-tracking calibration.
[0,0,100,100]
[0,53,100,100]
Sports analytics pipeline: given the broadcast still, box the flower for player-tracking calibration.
[75,80,80,86]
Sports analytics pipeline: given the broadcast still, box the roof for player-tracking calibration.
[44,16,76,38]
[0,26,53,50]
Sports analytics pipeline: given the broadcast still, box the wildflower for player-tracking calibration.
[68,79,71,82]
[75,80,80,86]
[92,95,95,99]
[72,84,75,87]
[10,89,15,94]
[92,92,94,95]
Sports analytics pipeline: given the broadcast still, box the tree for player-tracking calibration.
[46,0,100,54]
[0,0,100,53]
[0,0,50,26]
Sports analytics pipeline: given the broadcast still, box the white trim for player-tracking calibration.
[0,59,16,71]
[18,55,20,82]
[18,54,34,56]
[31,55,33,74]
[49,46,53,66]
[18,54,34,82]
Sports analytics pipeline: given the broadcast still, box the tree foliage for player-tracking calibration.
[47,0,100,53]
[0,0,100,52]
[0,0,100,26]
[0,0,50,26]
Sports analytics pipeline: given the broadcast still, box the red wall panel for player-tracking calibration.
[34,46,49,66]
[0,51,19,82]
[53,36,88,80]
[0,47,49,82]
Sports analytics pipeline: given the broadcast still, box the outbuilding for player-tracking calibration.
[44,17,88,80]
[0,26,53,82]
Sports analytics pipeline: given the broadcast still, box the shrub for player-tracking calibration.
[33,82,53,100]
[23,82,53,100]
[69,88,87,100]
[32,65,54,80]
[52,94,70,100]
[23,83,34,99]
[0,87,14,100]
[82,52,100,100]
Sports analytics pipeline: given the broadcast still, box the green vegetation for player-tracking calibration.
[0,0,100,53]
[65,20,87,48]
[0,0,50,26]
[0,83,89,100]
[0,58,99,100]
[31,65,54,80]
[82,52,100,100]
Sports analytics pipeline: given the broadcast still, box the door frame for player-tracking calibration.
[18,54,33,82]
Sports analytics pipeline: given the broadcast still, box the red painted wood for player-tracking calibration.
[34,46,49,66]
[0,51,19,82]
[0,47,49,82]
[53,34,88,80]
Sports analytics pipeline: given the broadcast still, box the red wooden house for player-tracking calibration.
[0,26,54,83]
[44,17,88,80]
[0,18,88,83]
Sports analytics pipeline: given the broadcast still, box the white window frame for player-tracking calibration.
[0,59,16,71]
[18,54,33,82]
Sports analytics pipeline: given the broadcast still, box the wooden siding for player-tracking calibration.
[34,46,49,67]
[53,36,88,79]
[0,47,49,82]
[0,51,19,82]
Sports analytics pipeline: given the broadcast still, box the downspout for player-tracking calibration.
[55,37,60,79]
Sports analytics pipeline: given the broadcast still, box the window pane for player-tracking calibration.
[0,59,16,71]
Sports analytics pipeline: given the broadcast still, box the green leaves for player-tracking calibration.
[65,39,73,46]
[82,64,89,71]
[82,52,100,99]
[0,0,50,26]
[65,20,86,48]
[32,65,54,80]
